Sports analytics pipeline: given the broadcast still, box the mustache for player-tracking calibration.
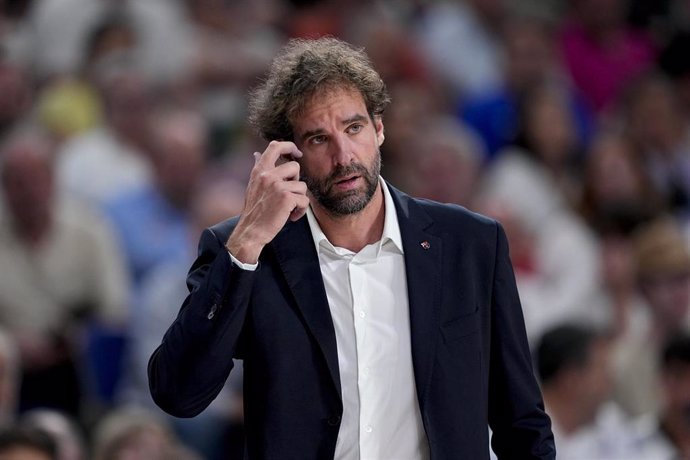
[325,163,368,187]
[300,163,369,189]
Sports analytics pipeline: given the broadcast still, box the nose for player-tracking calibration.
[330,133,352,166]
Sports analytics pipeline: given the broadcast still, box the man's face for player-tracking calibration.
[292,86,384,216]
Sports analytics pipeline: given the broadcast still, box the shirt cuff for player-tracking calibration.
[227,251,259,271]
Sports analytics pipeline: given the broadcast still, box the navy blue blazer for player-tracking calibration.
[148,184,555,459]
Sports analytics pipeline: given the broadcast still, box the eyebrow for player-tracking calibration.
[298,114,369,143]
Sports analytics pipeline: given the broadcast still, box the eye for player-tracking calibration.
[347,123,363,134]
[309,135,327,145]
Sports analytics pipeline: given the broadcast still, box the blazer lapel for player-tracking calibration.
[271,218,342,398]
[390,186,443,410]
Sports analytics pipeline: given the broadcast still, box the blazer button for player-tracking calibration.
[207,304,218,320]
[327,415,341,426]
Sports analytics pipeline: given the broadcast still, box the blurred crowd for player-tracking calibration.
[0,0,689,458]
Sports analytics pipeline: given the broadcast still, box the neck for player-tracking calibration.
[311,182,385,253]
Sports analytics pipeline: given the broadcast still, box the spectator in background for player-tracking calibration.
[104,107,206,290]
[509,83,585,206]
[183,0,283,158]
[477,83,603,342]
[461,17,594,159]
[0,129,128,417]
[379,80,445,190]
[19,410,86,460]
[403,116,484,207]
[120,178,246,460]
[535,323,636,459]
[634,332,690,459]
[622,72,690,217]
[36,12,136,145]
[416,0,506,100]
[579,131,663,231]
[559,0,657,114]
[56,65,154,208]
[579,132,664,337]
[612,216,690,417]
[22,0,191,84]
[0,426,57,460]
[92,408,199,460]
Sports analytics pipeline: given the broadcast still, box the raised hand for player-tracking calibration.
[226,141,310,264]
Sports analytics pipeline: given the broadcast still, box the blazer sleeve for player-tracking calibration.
[148,226,255,417]
[488,223,556,459]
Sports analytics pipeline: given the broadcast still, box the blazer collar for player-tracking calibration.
[389,184,443,410]
[271,216,342,400]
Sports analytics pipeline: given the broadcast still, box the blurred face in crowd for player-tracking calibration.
[577,339,614,413]
[641,271,690,330]
[503,20,554,92]
[1,140,54,236]
[292,86,384,217]
[101,73,152,149]
[406,119,482,207]
[600,235,636,292]
[553,337,613,426]
[410,142,479,206]
[151,111,206,210]
[586,135,645,206]
[523,87,577,168]
[627,77,686,154]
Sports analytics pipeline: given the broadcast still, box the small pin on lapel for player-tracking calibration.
[420,241,430,250]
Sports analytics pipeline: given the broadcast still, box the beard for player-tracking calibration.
[301,151,381,216]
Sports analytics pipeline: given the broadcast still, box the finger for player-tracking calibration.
[289,195,310,222]
[280,179,307,195]
[257,140,303,169]
[273,160,301,182]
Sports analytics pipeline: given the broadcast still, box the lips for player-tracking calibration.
[335,174,359,185]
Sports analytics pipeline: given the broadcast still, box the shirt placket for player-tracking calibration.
[349,250,378,453]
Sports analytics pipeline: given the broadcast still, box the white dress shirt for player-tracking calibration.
[306,180,429,460]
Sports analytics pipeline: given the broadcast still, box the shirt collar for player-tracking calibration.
[306,177,404,256]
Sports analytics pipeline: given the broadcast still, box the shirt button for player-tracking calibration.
[359,310,366,318]
[327,415,341,426]
[364,425,373,433]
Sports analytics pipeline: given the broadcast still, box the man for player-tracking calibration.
[630,331,690,459]
[612,216,690,417]
[149,37,555,459]
[0,130,128,415]
[535,324,636,459]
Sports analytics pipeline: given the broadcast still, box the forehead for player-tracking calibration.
[292,87,367,127]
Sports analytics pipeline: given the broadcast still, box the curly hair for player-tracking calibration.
[248,37,390,141]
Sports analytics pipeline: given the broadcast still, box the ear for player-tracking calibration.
[374,116,385,146]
